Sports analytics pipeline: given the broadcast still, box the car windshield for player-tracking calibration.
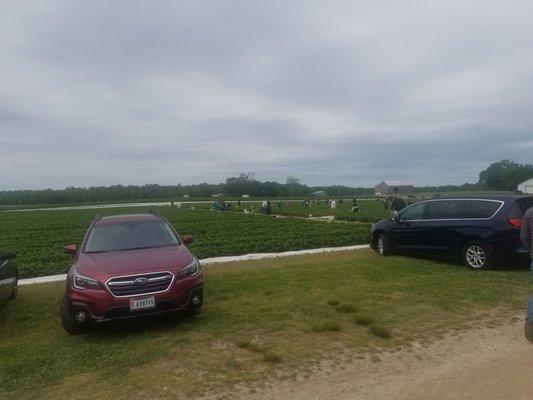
[85,220,179,253]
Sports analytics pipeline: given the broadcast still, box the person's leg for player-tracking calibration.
[525,260,533,341]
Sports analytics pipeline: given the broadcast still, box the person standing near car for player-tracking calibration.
[391,192,406,215]
[521,206,533,341]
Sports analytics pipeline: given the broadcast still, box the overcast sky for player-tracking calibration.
[1,0,532,190]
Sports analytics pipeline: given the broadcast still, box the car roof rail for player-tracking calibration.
[94,213,102,221]
[149,209,161,217]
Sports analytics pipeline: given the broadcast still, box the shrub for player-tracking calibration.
[369,324,392,339]
[353,314,374,326]
[311,321,341,332]
[335,304,357,314]
[263,352,282,363]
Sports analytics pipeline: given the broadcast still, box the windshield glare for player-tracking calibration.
[85,220,179,253]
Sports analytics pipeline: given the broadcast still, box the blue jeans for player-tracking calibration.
[526,259,533,321]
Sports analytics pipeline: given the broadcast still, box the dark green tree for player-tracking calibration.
[479,160,533,191]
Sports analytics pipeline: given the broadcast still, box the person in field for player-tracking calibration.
[521,205,533,341]
[261,200,268,215]
[330,199,337,217]
[351,198,359,213]
[391,192,406,215]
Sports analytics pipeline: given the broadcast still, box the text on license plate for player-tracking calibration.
[130,297,155,311]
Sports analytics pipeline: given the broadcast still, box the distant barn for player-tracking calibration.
[518,178,533,194]
[374,181,413,195]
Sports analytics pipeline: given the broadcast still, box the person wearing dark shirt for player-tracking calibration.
[521,207,533,341]
[351,198,359,213]
[391,193,406,214]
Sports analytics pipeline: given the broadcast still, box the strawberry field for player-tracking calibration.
[0,207,373,278]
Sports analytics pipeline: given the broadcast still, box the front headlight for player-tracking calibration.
[177,259,201,279]
[72,270,100,290]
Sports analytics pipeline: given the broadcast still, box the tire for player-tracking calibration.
[8,273,18,300]
[376,233,392,256]
[185,290,203,317]
[60,295,89,335]
[462,241,493,270]
[186,303,202,317]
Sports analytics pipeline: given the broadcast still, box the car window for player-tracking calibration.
[425,200,464,220]
[397,202,426,221]
[462,200,501,219]
[85,220,179,253]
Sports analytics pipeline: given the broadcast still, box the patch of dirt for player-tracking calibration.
[230,314,533,400]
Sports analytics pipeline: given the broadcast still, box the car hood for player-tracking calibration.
[75,245,194,281]
[371,218,394,231]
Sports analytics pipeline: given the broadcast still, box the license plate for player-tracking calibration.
[130,297,155,311]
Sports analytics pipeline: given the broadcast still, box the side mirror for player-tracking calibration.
[0,252,16,260]
[182,235,194,245]
[64,244,77,255]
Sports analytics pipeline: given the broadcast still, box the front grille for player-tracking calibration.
[106,272,174,297]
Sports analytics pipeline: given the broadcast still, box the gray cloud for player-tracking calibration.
[1,0,532,190]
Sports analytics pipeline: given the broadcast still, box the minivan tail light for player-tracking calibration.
[508,218,522,229]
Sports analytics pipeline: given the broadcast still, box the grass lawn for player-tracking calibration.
[0,249,529,400]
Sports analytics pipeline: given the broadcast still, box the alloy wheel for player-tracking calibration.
[465,245,486,269]
[377,237,384,255]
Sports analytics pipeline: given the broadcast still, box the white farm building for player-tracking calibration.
[518,178,533,194]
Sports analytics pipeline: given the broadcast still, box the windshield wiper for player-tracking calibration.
[115,244,173,252]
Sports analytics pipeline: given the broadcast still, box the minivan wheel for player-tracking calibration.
[9,274,18,299]
[376,234,392,256]
[60,295,90,335]
[463,241,492,270]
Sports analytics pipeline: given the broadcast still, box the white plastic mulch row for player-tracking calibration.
[19,244,370,286]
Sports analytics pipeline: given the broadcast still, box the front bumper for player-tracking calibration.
[68,273,203,324]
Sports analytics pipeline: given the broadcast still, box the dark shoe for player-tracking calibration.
[525,319,533,342]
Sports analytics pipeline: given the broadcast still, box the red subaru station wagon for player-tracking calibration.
[61,212,203,334]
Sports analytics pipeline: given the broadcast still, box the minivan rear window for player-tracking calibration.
[462,200,501,219]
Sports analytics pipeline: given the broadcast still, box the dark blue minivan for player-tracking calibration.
[370,195,533,269]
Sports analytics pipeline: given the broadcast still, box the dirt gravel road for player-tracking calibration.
[240,315,533,400]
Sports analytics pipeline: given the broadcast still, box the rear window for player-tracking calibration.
[462,200,501,219]
[425,200,464,219]
[508,198,533,219]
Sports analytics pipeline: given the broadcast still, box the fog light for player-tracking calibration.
[192,295,202,306]
[74,310,87,322]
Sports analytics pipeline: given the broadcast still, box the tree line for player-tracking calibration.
[1,161,530,206]
[0,174,373,206]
